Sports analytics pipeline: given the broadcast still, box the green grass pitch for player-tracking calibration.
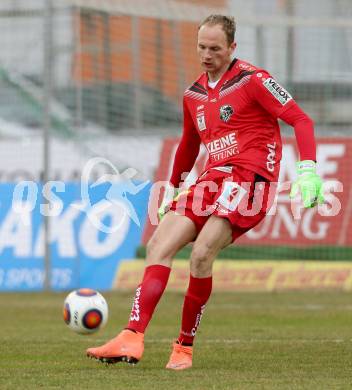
[1,290,352,389]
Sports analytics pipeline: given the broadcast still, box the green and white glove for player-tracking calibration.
[158,184,179,221]
[290,160,324,208]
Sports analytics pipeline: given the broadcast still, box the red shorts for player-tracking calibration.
[169,166,275,242]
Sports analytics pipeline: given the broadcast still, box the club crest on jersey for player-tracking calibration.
[263,78,292,105]
[220,105,234,122]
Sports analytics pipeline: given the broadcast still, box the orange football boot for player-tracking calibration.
[165,341,193,370]
[86,329,144,364]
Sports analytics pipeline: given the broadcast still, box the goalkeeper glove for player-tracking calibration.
[158,184,179,221]
[290,160,324,208]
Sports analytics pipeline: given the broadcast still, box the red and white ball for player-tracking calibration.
[63,288,108,334]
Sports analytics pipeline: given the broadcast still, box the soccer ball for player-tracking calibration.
[63,288,108,334]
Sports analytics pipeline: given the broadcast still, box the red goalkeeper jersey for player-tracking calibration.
[170,58,316,186]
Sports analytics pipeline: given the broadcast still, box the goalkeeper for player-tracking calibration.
[87,14,324,370]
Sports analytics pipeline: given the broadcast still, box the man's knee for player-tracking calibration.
[145,236,173,266]
[190,243,214,277]
[146,236,158,258]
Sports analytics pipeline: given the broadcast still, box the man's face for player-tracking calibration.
[197,24,236,77]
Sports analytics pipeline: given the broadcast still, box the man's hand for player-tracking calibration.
[290,160,324,208]
[158,184,179,221]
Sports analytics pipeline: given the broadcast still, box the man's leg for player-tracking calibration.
[87,211,197,364]
[166,215,232,370]
[127,211,197,333]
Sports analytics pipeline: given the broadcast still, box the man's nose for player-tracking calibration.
[204,50,212,59]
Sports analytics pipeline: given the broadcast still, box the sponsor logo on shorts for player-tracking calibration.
[215,182,248,214]
[263,78,292,105]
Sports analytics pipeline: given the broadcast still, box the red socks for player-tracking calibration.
[178,274,212,345]
[126,266,212,344]
[127,264,171,333]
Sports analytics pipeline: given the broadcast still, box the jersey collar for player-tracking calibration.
[204,57,239,91]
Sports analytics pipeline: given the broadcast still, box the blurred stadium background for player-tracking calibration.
[0,0,351,292]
